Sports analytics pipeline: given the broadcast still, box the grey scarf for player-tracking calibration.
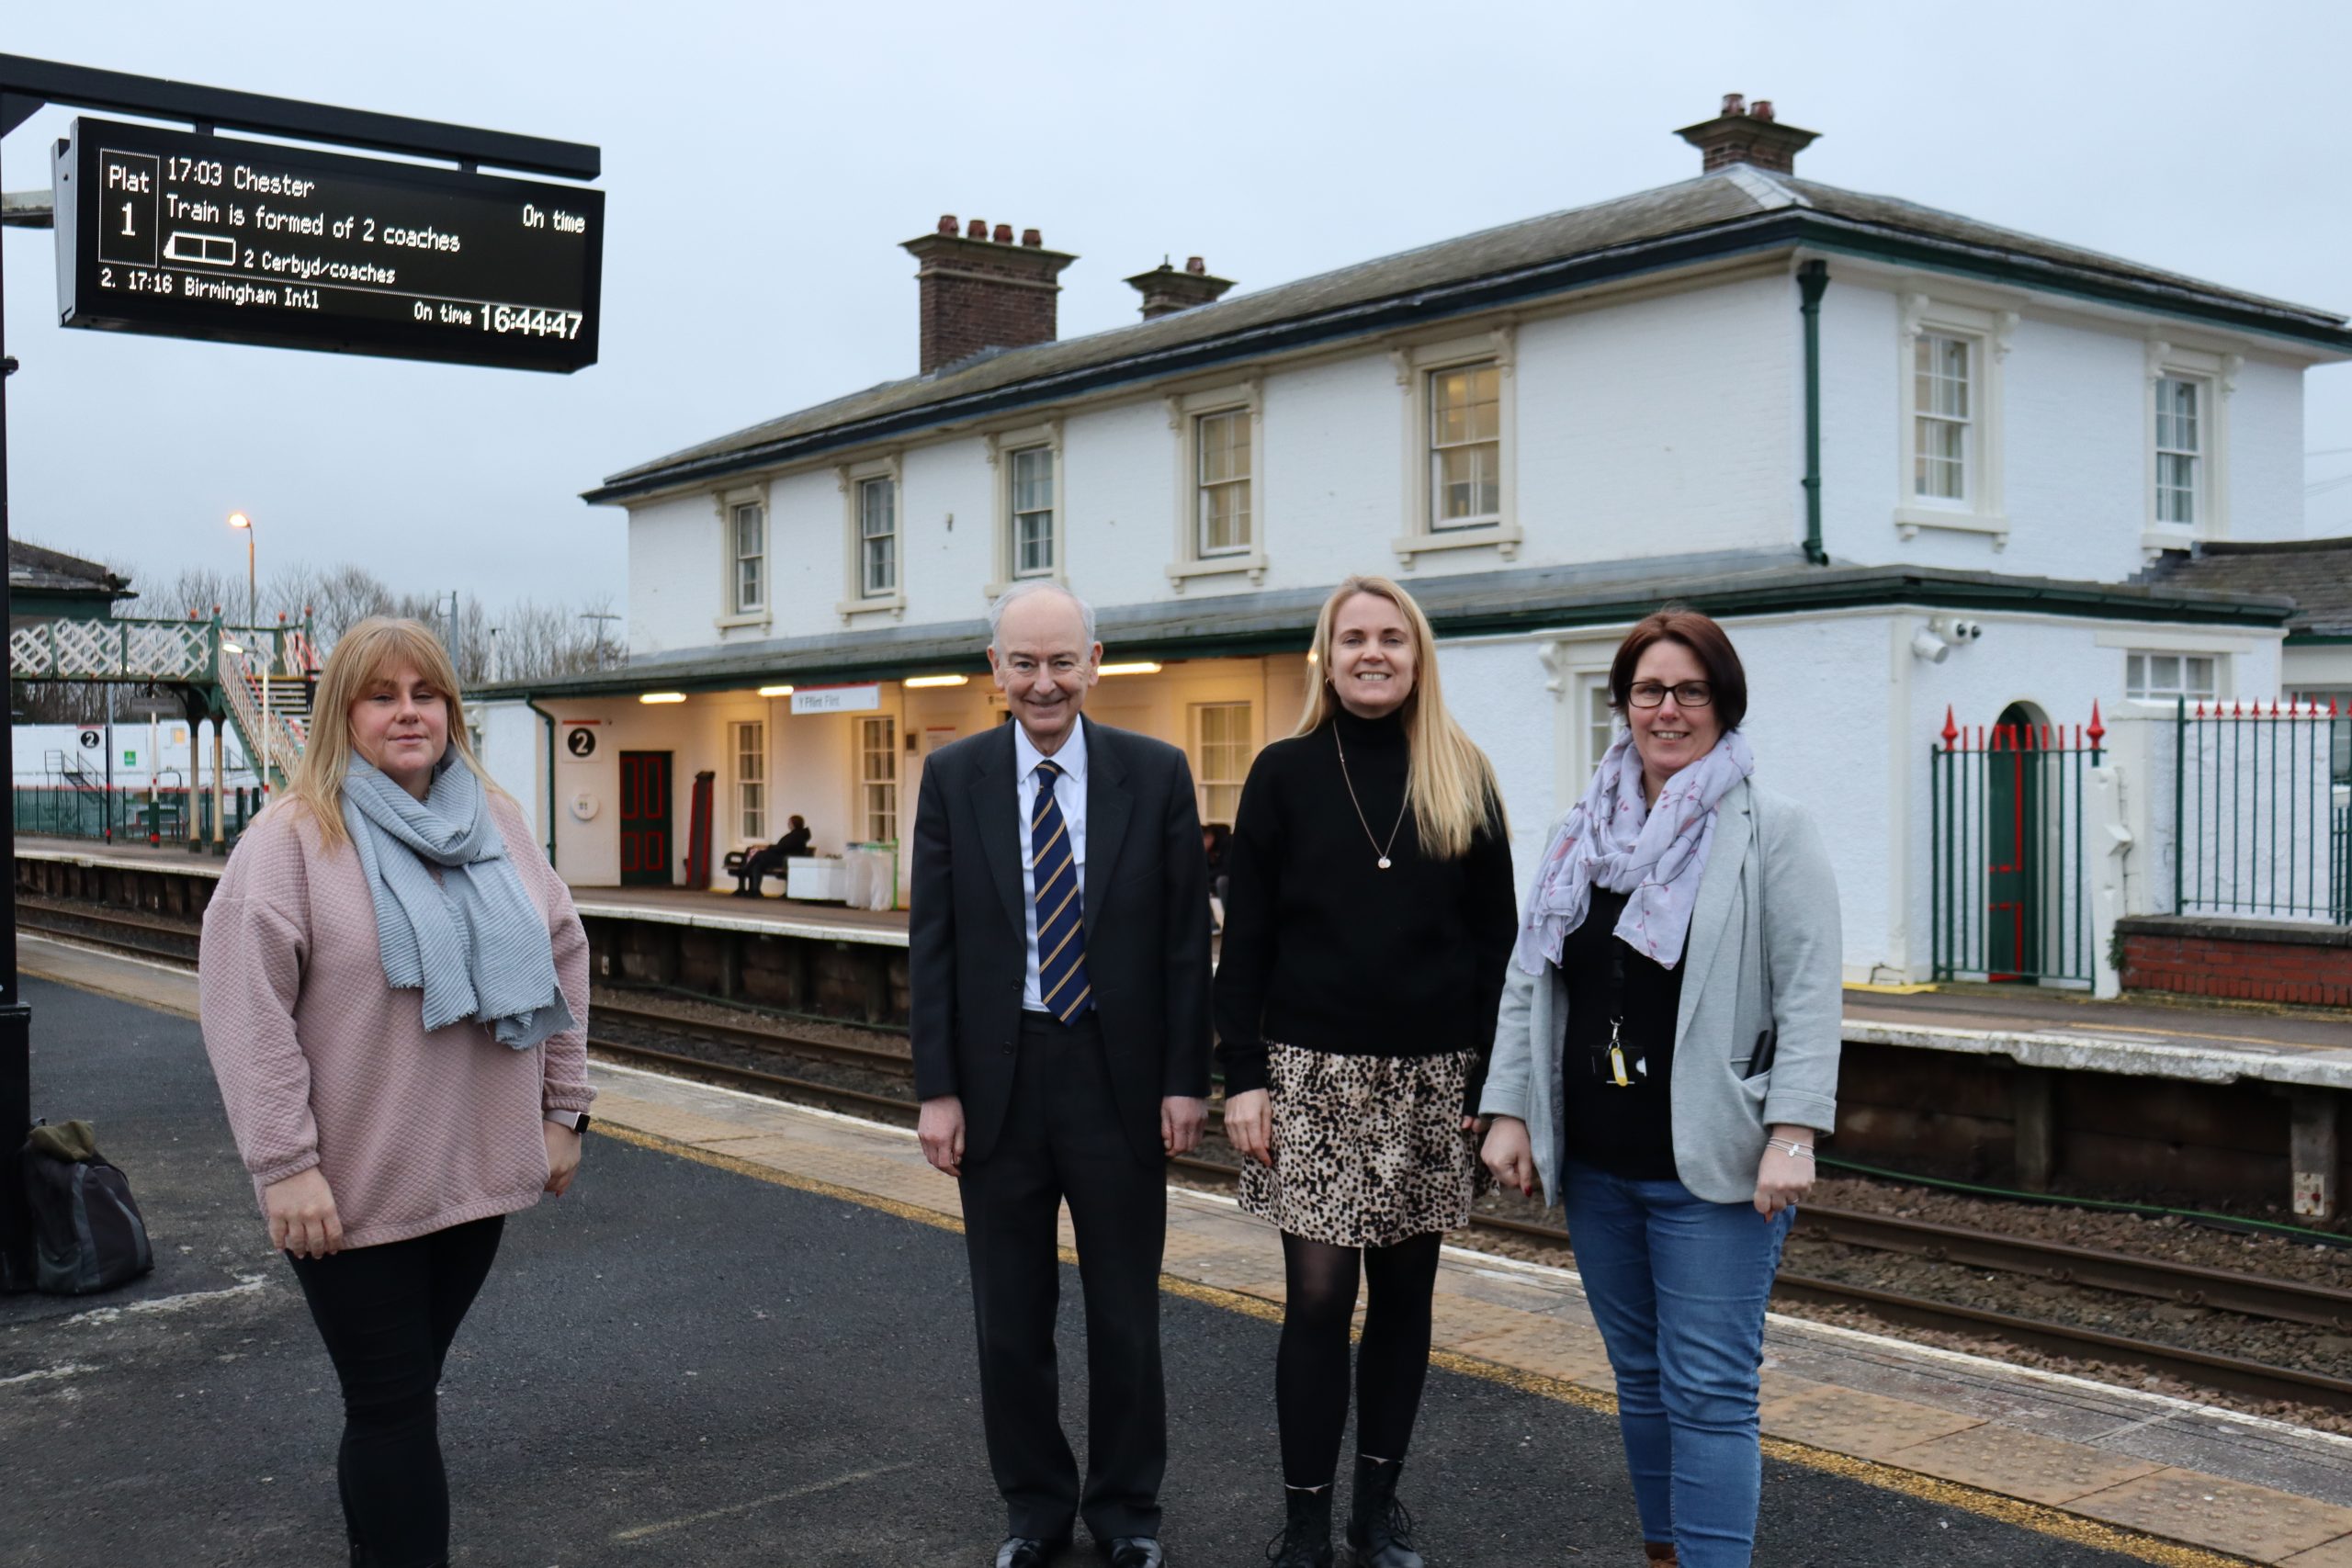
[342,758,574,1050]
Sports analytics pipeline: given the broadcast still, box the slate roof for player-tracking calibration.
[8,539,130,600]
[586,164,2352,506]
[473,547,2296,701]
[2136,537,2352,638]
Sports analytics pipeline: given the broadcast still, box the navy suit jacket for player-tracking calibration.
[910,718,1215,1164]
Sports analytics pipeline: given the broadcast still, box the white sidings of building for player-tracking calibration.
[474,98,2349,988]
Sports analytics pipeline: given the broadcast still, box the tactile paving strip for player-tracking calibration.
[2066,1470,2352,1562]
[1756,1382,1983,1461]
[1891,1421,2164,1506]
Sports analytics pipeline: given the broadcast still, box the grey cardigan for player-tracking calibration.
[1479,778,1843,1206]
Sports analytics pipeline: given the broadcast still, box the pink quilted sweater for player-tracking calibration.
[198,792,594,1248]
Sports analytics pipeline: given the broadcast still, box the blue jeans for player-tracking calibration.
[1559,1161,1793,1568]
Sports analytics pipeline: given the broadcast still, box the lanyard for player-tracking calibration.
[1599,940,1642,1089]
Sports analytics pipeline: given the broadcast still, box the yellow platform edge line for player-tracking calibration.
[594,1122,2263,1568]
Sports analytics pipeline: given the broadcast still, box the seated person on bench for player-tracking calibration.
[731,816,814,896]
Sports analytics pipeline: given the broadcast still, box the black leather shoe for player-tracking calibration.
[1106,1539,1164,1568]
[997,1537,1068,1568]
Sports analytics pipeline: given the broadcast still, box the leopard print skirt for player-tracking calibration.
[1238,1044,1476,1249]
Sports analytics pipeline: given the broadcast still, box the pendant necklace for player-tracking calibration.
[1333,725,1409,870]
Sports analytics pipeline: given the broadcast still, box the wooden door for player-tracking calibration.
[619,750,673,886]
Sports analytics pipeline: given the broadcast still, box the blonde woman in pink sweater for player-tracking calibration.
[198,617,593,1568]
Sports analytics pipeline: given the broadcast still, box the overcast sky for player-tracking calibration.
[7,0,2352,626]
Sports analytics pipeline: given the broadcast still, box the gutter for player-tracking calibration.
[471,570,2298,704]
[1797,259,1829,566]
[585,212,2352,508]
[522,694,557,863]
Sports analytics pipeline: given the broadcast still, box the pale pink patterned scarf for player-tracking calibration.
[1514,728,1756,975]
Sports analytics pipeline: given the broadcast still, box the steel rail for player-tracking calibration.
[592,998,911,1073]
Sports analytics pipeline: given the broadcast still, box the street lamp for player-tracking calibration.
[228,512,267,789]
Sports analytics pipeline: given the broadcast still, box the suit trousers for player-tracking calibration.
[958,1010,1167,1542]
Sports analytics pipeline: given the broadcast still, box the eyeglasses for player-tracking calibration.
[1627,681,1713,709]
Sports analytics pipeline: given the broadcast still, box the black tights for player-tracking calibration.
[285,1215,504,1568]
[1275,1230,1442,1487]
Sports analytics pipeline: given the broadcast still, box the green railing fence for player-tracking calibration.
[12,784,262,847]
[1930,706,2103,987]
[2172,698,2350,925]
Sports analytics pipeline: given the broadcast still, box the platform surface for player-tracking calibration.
[19,835,2352,1088]
[6,944,2351,1566]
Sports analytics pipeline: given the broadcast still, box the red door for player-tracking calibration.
[618,751,673,886]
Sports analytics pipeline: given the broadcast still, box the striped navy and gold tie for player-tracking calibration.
[1030,759,1092,1023]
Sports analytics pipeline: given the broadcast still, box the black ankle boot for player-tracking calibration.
[1265,1483,1334,1567]
[1346,1455,1424,1568]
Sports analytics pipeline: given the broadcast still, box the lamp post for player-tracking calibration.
[229,512,267,789]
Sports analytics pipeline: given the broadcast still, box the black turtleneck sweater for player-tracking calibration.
[1213,707,1518,1106]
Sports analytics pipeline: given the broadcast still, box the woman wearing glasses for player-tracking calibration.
[1480,607,1840,1568]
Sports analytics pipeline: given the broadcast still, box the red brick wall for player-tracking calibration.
[2119,918,2352,1008]
[901,231,1075,375]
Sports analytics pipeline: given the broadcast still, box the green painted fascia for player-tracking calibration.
[1790,218,2352,356]
[2286,632,2352,645]
[468,573,2291,705]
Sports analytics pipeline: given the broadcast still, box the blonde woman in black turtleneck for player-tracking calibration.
[1216,575,1517,1568]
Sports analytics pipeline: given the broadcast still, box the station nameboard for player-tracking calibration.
[51,117,604,373]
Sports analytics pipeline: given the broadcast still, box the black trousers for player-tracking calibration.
[958,1011,1166,1542]
[285,1214,505,1568]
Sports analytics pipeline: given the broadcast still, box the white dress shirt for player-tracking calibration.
[1013,716,1090,1013]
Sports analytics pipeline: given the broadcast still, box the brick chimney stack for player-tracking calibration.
[1674,94,1820,175]
[1123,255,1238,321]
[901,216,1078,375]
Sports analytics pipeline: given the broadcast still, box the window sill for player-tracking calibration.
[1167,552,1268,591]
[2140,525,2200,554]
[1392,523,1521,568]
[836,594,906,624]
[713,610,771,633]
[1893,506,2007,549]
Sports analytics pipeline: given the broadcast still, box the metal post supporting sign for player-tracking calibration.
[0,54,603,1290]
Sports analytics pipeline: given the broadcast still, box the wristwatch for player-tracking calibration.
[548,1111,591,1135]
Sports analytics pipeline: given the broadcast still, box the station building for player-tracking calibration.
[472,97,2352,989]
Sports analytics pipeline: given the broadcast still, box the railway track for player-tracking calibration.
[24,899,2352,1413]
[582,1032,2352,1414]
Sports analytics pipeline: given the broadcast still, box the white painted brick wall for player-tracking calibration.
[1514,276,1797,567]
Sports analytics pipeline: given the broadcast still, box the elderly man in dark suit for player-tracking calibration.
[910,581,1213,1568]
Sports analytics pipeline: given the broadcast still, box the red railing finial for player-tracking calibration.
[2086,701,2105,748]
[1940,705,1959,749]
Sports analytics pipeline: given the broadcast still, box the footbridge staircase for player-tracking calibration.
[8,613,322,789]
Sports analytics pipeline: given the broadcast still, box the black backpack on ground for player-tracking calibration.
[21,1120,154,1295]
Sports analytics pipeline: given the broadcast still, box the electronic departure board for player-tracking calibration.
[52,117,604,373]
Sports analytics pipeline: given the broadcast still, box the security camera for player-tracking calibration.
[1910,626,1951,664]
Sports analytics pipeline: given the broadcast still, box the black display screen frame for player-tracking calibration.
[52,116,605,373]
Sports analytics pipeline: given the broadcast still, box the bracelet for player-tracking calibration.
[1766,1138,1815,1160]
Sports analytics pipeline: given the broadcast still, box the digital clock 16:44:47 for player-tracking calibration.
[486,305,583,338]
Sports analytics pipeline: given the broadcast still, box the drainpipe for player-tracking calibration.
[1798,259,1830,567]
[523,694,558,864]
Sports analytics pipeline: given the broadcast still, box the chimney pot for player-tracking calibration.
[1125,255,1237,320]
[1676,96,1818,175]
[903,220,1077,374]
[936,213,958,235]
